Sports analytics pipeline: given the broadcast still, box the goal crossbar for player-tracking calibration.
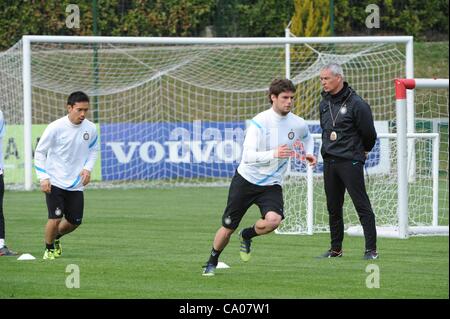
[22,35,413,45]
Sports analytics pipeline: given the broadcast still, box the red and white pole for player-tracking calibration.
[395,79,415,238]
[395,78,448,238]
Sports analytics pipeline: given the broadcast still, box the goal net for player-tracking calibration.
[1,36,446,236]
[0,36,406,190]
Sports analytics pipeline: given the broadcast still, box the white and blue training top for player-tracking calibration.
[34,115,98,191]
[237,107,314,186]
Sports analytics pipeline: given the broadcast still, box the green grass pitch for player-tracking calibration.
[0,187,448,299]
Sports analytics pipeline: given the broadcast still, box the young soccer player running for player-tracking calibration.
[202,78,316,276]
[34,91,98,260]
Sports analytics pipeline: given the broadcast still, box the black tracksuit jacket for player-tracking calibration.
[319,82,377,163]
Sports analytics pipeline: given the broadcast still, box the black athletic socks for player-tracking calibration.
[241,225,258,240]
[208,247,222,265]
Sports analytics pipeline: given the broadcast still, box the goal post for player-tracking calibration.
[393,78,449,238]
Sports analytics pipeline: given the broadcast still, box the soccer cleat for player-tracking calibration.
[0,246,18,256]
[43,249,56,260]
[318,249,343,258]
[363,250,379,260]
[202,263,217,277]
[54,240,62,257]
[239,230,252,262]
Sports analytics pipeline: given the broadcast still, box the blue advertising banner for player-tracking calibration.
[100,121,246,180]
[100,121,389,181]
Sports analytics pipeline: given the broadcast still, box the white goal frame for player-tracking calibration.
[393,78,449,238]
[20,35,415,190]
[345,78,449,238]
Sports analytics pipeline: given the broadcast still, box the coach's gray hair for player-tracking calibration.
[321,63,344,79]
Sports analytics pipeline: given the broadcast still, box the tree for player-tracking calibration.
[289,0,330,116]
[213,0,293,37]
[290,0,330,37]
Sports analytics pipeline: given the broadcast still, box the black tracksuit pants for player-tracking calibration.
[323,158,377,251]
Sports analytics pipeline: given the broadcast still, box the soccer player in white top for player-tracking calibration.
[203,79,316,276]
[34,91,98,260]
[0,110,18,256]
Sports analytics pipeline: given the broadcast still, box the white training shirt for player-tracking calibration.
[0,110,5,175]
[34,115,98,191]
[237,107,314,186]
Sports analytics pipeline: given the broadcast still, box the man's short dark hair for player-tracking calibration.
[67,91,89,106]
[268,79,296,104]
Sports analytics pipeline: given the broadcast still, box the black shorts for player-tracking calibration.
[221,171,284,230]
[45,186,84,225]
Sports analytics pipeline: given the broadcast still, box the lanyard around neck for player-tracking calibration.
[328,92,352,127]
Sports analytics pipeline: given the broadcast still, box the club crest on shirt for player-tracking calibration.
[288,131,295,140]
[83,132,89,140]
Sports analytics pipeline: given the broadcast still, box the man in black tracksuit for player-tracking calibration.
[318,63,378,260]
